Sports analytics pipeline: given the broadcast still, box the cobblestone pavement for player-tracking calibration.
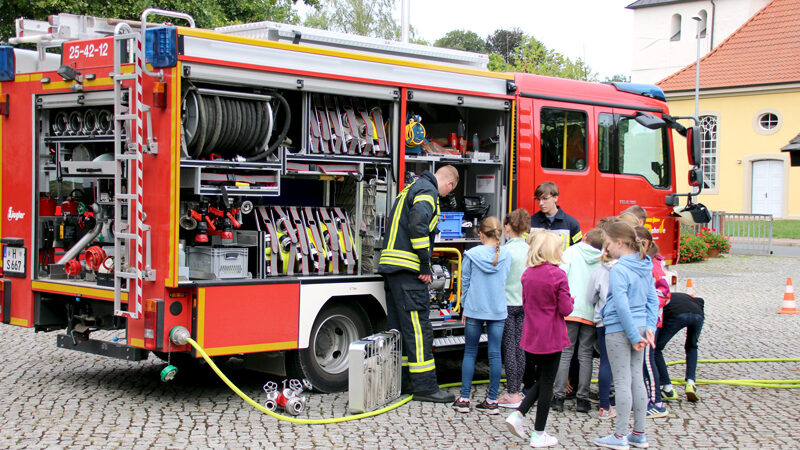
[1,254,799,449]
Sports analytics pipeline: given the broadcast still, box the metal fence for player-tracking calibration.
[681,211,773,255]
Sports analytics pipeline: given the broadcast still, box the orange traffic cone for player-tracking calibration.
[685,278,695,297]
[778,277,800,315]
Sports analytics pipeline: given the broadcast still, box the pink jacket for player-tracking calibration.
[652,255,671,327]
[520,263,574,354]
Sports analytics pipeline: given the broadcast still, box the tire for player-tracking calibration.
[288,303,372,393]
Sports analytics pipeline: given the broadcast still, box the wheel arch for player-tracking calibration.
[297,280,385,348]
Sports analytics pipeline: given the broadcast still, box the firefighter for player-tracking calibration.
[379,165,459,403]
[530,181,582,249]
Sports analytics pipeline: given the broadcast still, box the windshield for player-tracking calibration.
[617,116,670,188]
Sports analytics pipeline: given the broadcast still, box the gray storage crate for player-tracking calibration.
[188,247,251,280]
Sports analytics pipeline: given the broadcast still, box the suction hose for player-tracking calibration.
[168,327,800,424]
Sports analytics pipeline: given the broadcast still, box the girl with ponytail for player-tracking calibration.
[594,222,659,449]
[453,217,511,415]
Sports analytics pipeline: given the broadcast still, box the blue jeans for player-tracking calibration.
[460,317,505,400]
[596,326,613,409]
[655,312,704,385]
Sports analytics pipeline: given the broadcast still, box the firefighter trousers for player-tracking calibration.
[382,270,439,394]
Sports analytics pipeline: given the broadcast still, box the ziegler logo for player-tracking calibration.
[7,207,25,221]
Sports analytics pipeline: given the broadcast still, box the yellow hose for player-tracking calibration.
[186,335,800,424]
[186,337,412,424]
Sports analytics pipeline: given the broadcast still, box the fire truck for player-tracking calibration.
[0,9,702,392]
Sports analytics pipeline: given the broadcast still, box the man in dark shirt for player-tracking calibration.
[654,292,705,402]
[529,182,582,250]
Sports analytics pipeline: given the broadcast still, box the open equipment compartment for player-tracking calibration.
[403,90,511,242]
[176,68,397,282]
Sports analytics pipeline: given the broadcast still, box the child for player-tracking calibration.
[656,292,704,402]
[505,231,573,448]
[453,217,511,414]
[497,209,531,409]
[585,237,617,419]
[635,226,671,419]
[552,228,605,413]
[594,222,658,450]
[622,205,647,226]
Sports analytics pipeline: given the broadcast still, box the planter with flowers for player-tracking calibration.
[678,233,709,263]
[697,228,731,258]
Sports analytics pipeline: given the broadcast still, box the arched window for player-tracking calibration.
[670,14,682,41]
[697,10,708,38]
[699,115,718,190]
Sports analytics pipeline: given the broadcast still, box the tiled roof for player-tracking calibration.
[782,133,800,152]
[626,0,692,9]
[658,0,800,91]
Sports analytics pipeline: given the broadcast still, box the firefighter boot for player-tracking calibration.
[413,388,455,403]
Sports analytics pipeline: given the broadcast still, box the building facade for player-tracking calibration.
[628,0,769,84]
[658,0,800,219]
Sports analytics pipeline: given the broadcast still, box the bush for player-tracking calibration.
[697,227,731,253]
[678,233,709,263]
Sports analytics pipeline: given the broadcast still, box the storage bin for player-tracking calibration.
[438,212,464,239]
[188,247,250,279]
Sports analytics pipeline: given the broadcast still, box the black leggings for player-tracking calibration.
[518,351,561,432]
[502,306,525,393]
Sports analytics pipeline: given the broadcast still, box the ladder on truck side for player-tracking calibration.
[110,9,195,320]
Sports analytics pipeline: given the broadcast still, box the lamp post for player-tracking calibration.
[692,16,702,118]
[401,0,410,43]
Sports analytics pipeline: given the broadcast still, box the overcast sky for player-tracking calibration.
[296,0,635,80]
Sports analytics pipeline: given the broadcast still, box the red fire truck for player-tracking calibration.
[0,9,702,392]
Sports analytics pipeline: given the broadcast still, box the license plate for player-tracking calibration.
[3,246,26,277]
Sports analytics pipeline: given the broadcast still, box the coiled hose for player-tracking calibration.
[178,332,799,425]
[183,89,290,160]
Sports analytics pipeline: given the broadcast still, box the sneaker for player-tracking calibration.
[598,406,617,420]
[626,432,649,448]
[452,398,470,413]
[576,398,591,413]
[594,433,629,450]
[530,430,558,448]
[498,392,524,409]
[660,388,678,401]
[551,396,565,412]
[588,391,601,403]
[646,402,668,419]
[505,410,526,439]
[685,383,699,402]
[475,399,500,415]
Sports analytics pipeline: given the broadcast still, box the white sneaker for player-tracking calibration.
[530,430,558,448]
[505,410,526,439]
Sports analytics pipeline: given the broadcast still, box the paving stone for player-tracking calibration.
[1,254,799,448]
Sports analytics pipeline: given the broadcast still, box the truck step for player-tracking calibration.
[57,334,149,361]
[432,333,487,348]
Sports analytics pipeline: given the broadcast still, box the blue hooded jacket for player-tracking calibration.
[461,245,511,321]
[601,253,659,344]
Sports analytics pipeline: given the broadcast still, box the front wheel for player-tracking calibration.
[288,303,371,393]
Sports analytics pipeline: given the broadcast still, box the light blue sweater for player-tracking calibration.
[503,237,529,307]
[462,245,511,321]
[601,253,659,344]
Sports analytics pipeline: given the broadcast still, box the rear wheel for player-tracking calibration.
[289,303,371,393]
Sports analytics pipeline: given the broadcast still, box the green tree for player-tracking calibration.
[1,0,313,42]
[434,30,486,53]
[605,74,631,83]
[486,28,524,64]
[488,35,596,81]
[304,0,401,40]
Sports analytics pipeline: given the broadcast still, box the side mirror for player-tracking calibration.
[686,125,701,166]
[688,167,703,188]
[634,111,666,129]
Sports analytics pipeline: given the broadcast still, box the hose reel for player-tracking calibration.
[182,86,291,160]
